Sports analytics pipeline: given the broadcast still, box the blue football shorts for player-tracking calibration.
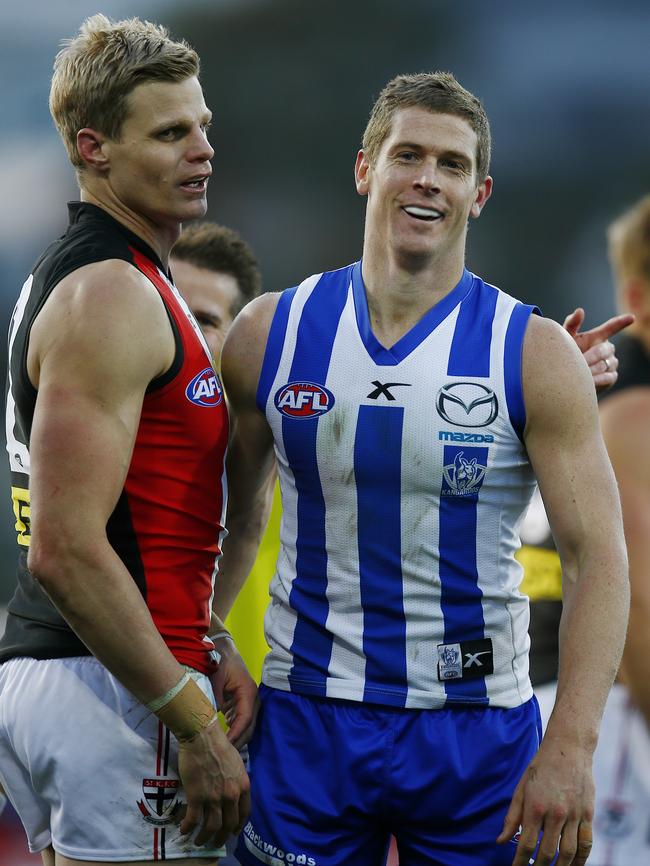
[236,685,548,866]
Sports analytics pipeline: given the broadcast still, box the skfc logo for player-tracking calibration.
[185,367,224,407]
[274,381,335,419]
[436,382,498,427]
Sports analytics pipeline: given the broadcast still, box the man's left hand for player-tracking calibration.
[497,734,595,866]
[210,637,259,749]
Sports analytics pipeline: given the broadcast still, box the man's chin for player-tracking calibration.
[180,199,209,222]
[394,240,442,269]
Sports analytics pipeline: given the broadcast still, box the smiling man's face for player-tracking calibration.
[355,107,491,269]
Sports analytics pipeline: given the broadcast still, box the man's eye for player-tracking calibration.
[195,315,220,330]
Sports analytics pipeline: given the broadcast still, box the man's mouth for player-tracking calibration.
[180,175,209,190]
[402,205,443,222]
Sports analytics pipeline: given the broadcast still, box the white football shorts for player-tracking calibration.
[0,655,226,861]
[590,683,650,866]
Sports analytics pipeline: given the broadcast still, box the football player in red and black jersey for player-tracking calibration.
[0,15,255,865]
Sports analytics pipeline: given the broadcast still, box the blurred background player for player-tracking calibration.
[0,15,254,865]
[589,193,650,866]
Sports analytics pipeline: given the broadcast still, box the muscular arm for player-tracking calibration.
[27,260,249,844]
[212,293,280,621]
[500,316,629,866]
[600,388,650,727]
[27,260,184,702]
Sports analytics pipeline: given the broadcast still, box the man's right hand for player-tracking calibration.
[178,717,250,847]
[562,307,634,392]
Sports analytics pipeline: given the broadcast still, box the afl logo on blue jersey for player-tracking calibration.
[274,381,335,419]
[185,367,224,407]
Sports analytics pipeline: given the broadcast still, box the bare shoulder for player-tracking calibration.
[523,314,590,384]
[29,258,174,388]
[600,386,650,468]
[221,291,281,410]
[47,258,168,319]
[522,314,597,433]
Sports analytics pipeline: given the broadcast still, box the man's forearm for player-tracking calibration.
[32,541,186,705]
[212,479,275,620]
[213,512,271,619]
[547,548,629,745]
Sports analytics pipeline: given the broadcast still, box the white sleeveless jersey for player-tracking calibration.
[257,262,538,709]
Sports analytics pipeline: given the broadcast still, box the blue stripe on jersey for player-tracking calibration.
[283,266,353,695]
[256,286,299,412]
[352,262,474,366]
[447,278,498,377]
[442,291,497,704]
[354,405,408,706]
[504,304,539,442]
[439,444,489,704]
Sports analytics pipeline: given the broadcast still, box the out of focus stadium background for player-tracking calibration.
[0,0,649,860]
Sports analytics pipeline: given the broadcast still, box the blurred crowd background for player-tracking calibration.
[0,1,649,859]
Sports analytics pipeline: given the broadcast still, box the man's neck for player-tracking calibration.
[79,186,179,269]
[360,243,465,348]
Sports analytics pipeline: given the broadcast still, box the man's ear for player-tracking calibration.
[76,128,110,173]
[469,175,493,219]
[355,150,370,197]
[623,277,650,326]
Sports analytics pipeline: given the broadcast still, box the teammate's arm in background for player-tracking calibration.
[213,293,280,621]
[498,315,629,866]
[26,260,249,846]
[600,389,650,727]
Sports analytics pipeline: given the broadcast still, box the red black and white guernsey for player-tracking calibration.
[0,202,229,674]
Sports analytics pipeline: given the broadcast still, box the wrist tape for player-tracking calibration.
[147,673,218,742]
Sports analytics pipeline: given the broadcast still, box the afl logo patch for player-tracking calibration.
[274,381,335,419]
[185,367,223,407]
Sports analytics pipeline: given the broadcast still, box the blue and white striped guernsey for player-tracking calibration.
[257,262,539,709]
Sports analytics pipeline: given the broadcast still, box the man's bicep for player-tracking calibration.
[522,317,621,572]
[28,271,171,544]
[29,366,145,545]
[227,406,276,514]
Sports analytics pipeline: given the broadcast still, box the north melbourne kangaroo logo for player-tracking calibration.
[367,381,412,401]
[436,382,498,427]
[442,451,487,494]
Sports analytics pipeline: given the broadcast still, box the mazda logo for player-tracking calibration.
[436,382,498,428]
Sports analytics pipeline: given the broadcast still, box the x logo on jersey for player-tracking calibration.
[463,651,492,668]
[367,381,412,401]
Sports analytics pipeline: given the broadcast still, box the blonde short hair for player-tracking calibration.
[608,194,650,286]
[50,13,199,169]
[362,72,491,181]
